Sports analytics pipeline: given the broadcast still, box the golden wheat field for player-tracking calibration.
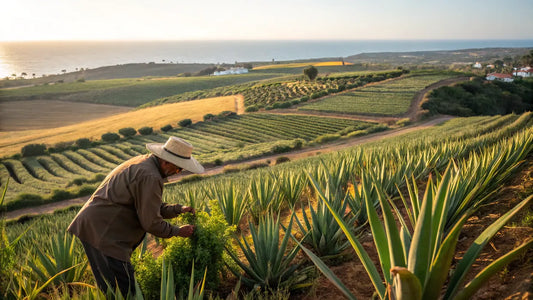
[0,96,239,157]
[253,61,353,70]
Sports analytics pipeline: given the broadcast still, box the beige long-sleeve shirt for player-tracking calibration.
[68,154,182,262]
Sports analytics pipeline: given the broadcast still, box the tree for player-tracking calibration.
[303,66,318,81]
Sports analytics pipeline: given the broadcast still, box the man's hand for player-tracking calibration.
[177,225,195,238]
[181,206,195,214]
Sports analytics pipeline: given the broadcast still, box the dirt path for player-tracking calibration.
[3,115,453,221]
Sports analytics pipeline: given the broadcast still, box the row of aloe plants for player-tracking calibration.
[3,115,532,298]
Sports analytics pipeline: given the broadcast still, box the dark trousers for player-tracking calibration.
[81,241,136,297]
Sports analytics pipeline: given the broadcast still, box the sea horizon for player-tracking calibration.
[1,39,532,79]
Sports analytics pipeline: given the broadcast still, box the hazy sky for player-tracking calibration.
[3,0,533,41]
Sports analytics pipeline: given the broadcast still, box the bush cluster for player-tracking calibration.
[101,132,120,143]
[423,78,533,116]
[21,144,46,157]
[118,127,137,138]
[138,127,153,135]
[133,201,234,299]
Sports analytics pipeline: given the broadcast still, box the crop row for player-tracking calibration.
[141,70,406,109]
[299,74,457,115]
[0,114,383,209]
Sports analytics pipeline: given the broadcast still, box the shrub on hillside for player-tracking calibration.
[314,133,341,144]
[218,111,236,118]
[21,144,47,157]
[118,127,137,138]
[203,113,216,121]
[138,127,153,135]
[160,124,173,132]
[76,138,91,149]
[101,132,120,143]
[396,118,411,127]
[245,105,259,112]
[300,95,310,102]
[303,66,318,81]
[275,156,291,164]
[48,141,74,153]
[178,119,192,127]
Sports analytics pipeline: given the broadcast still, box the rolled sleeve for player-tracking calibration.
[160,203,182,219]
[132,176,181,238]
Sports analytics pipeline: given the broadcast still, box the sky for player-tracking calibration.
[2,0,533,41]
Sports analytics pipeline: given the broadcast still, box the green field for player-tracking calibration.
[299,74,457,115]
[0,72,282,107]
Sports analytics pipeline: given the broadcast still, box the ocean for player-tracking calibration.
[1,39,532,79]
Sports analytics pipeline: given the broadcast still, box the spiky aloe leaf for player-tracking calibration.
[454,239,533,300]
[390,267,422,300]
[444,194,533,300]
[308,174,386,298]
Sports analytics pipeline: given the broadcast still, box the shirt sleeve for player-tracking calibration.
[132,176,181,238]
[160,203,182,219]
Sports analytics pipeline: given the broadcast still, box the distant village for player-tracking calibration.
[472,62,532,83]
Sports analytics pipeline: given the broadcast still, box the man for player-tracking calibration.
[68,136,204,296]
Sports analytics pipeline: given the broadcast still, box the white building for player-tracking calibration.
[486,73,514,82]
[213,67,249,76]
[512,67,533,77]
[473,62,482,69]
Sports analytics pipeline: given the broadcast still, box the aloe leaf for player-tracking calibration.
[444,194,533,300]
[423,213,468,299]
[297,240,357,300]
[454,239,533,300]
[390,267,422,300]
[309,174,386,298]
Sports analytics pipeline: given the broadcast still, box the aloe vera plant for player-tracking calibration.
[294,176,357,257]
[302,167,533,300]
[27,231,87,284]
[206,182,248,226]
[226,214,302,290]
[247,176,280,222]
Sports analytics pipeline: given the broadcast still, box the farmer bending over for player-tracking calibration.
[68,136,204,296]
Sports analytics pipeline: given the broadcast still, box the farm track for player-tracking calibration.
[3,115,453,221]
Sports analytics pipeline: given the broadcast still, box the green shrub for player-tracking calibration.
[118,127,137,138]
[275,156,290,164]
[160,124,173,132]
[76,138,91,149]
[338,126,356,136]
[138,127,153,135]
[218,111,236,118]
[245,105,259,112]
[300,95,309,102]
[178,119,192,127]
[203,113,216,121]
[271,144,291,154]
[21,144,46,157]
[396,118,411,127]
[214,158,223,166]
[345,130,367,138]
[51,189,74,201]
[135,203,234,298]
[101,132,120,143]
[314,133,341,144]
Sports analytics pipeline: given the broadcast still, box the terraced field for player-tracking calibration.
[0,114,383,209]
[299,74,457,115]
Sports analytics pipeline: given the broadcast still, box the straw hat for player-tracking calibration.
[146,136,204,173]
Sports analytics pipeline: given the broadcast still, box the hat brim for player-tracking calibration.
[146,143,204,174]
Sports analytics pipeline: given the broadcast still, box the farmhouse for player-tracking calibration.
[213,67,249,76]
[473,62,482,69]
[512,67,533,77]
[486,72,514,82]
